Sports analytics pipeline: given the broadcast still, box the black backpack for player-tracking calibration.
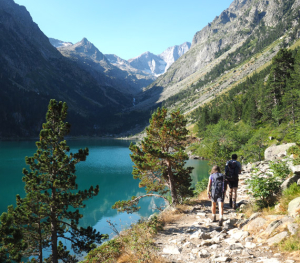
[225,160,239,181]
[211,173,224,199]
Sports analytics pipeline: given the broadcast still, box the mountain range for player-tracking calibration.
[50,38,191,84]
[1,0,300,138]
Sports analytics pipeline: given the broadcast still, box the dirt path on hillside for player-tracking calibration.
[154,168,298,263]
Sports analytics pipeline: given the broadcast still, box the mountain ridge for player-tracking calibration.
[132,0,300,113]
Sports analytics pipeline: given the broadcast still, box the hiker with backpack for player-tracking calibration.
[207,165,226,226]
[225,154,242,210]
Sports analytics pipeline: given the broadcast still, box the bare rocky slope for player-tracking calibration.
[133,0,300,113]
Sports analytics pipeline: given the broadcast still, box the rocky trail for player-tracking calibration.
[154,145,300,263]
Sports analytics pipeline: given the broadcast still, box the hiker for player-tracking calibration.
[225,154,242,209]
[207,165,226,226]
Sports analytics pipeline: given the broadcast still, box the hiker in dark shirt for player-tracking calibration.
[225,154,242,209]
[207,165,226,226]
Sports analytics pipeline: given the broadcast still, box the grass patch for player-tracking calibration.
[278,183,300,213]
[81,216,166,263]
[277,219,300,258]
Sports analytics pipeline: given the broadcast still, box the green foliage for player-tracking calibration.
[246,169,282,208]
[269,160,291,179]
[246,160,290,208]
[82,239,122,263]
[280,183,300,211]
[193,178,209,196]
[6,100,108,263]
[287,143,300,165]
[282,182,300,200]
[194,120,252,168]
[113,107,193,213]
[240,128,267,162]
[82,216,163,263]
[191,47,300,164]
[0,205,26,263]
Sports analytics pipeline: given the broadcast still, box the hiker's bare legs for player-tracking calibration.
[211,201,217,222]
[211,201,217,214]
[229,187,238,208]
[218,202,224,216]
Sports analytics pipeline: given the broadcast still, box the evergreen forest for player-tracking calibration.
[189,47,300,168]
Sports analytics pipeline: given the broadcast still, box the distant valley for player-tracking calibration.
[1,0,300,138]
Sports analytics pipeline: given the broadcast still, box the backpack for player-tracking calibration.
[225,160,239,181]
[211,173,224,199]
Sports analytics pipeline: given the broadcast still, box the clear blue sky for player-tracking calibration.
[14,0,233,60]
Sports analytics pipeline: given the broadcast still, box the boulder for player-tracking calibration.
[288,197,300,217]
[243,217,267,231]
[267,231,288,246]
[287,223,299,235]
[228,229,249,241]
[281,174,300,191]
[162,245,182,254]
[290,164,300,175]
[264,143,295,161]
[264,220,282,235]
[245,242,256,249]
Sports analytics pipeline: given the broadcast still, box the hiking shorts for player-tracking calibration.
[211,195,224,203]
[228,179,239,189]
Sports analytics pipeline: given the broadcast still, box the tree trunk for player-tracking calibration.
[38,221,43,263]
[167,160,178,205]
[51,189,58,263]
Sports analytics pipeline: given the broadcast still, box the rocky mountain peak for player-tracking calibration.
[59,37,108,62]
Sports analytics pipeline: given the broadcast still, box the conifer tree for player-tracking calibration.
[113,107,193,213]
[263,48,294,123]
[282,49,300,124]
[14,99,107,263]
[0,205,26,263]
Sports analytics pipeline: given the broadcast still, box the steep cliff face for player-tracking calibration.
[0,0,132,137]
[138,0,300,109]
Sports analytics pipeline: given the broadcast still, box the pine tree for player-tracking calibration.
[263,48,294,123]
[14,99,107,263]
[282,49,300,124]
[113,107,193,213]
[0,205,26,263]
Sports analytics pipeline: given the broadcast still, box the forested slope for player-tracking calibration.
[189,46,300,166]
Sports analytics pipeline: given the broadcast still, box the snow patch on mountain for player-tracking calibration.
[159,42,191,71]
[49,38,73,48]
[127,42,191,77]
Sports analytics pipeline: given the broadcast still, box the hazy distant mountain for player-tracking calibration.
[57,38,155,94]
[49,38,73,48]
[0,0,133,137]
[128,51,166,76]
[126,42,191,76]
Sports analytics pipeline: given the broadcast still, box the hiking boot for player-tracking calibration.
[229,198,232,208]
[233,202,237,210]
[218,218,223,227]
[212,215,217,222]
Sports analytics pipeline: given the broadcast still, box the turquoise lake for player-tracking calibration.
[0,139,210,254]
